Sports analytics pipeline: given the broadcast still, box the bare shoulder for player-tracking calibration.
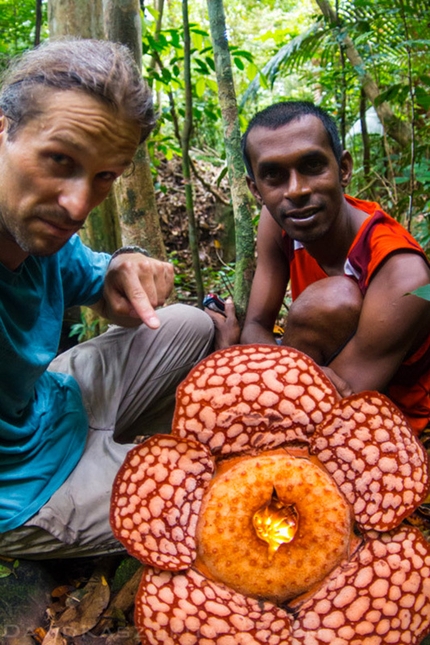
[256,206,286,255]
[369,251,430,293]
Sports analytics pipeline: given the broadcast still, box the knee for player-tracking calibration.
[289,276,363,322]
[289,277,363,328]
[158,303,214,344]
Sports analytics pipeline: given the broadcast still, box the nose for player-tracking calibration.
[284,171,311,204]
[57,179,95,222]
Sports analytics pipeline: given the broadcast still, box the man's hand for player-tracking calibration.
[321,366,354,399]
[96,253,174,328]
[205,297,241,350]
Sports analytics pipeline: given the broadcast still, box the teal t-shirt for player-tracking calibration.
[0,235,110,532]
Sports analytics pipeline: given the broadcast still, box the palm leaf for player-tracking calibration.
[240,20,328,107]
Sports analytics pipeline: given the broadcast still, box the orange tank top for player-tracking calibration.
[283,195,430,434]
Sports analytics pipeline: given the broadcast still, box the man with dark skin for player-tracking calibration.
[0,39,213,558]
[212,101,430,435]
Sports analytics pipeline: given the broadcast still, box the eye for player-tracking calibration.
[260,165,282,183]
[302,157,326,174]
[96,171,118,183]
[50,153,71,166]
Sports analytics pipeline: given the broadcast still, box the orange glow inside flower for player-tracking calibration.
[253,488,299,560]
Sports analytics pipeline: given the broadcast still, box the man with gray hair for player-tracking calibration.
[0,39,213,558]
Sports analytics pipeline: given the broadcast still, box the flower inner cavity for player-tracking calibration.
[253,488,299,560]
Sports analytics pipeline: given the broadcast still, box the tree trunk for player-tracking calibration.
[48,0,104,39]
[206,0,255,323]
[103,0,167,260]
[103,0,142,66]
[148,0,165,71]
[34,0,43,46]
[181,0,204,307]
[315,0,411,148]
[360,89,371,191]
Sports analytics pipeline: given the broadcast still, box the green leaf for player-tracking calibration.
[216,166,229,187]
[415,87,430,110]
[169,29,181,49]
[411,285,430,301]
[195,77,206,98]
[189,27,209,37]
[374,84,408,107]
[259,70,269,90]
[205,79,218,93]
[246,62,259,82]
[191,31,204,51]
[420,75,430,87]
[205,56,215,72]
[145,6,159,21]
[0,564,12,578]
[194,58,210,75]
[233,57,245,71]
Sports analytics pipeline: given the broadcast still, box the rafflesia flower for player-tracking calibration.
[110,345,430,645]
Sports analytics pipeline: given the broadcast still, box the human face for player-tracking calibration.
[0,89,140,269]
[246,116,353,245]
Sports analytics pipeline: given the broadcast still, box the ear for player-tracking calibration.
[0,111,9,147]
[339,151,353,187]
[0,112,6,135]
[246,175,264,205]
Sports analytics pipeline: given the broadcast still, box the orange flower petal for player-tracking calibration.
[292,526,430,644]
[110,434,214,569]
[173,345,337,456]
[135,566,293,644]
[311,392,430,531]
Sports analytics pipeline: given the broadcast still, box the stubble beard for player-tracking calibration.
[0,204,73,257]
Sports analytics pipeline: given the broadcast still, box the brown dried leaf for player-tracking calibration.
[32,626,47,644]
[51,584,74,599]
[41,627,67,645]
[54,574,110,637]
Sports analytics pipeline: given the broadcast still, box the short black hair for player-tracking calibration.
[241,100,343,180]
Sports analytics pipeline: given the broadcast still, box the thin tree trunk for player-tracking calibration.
[315,0,411,148]
[359,89,371,191]
[181,0,204,307]
[206,0,255,323]
[335,0,347,149]
[34,0,43,46]
[103,0,167,260]
[148,0,165,71]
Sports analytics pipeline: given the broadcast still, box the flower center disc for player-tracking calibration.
[195,452,351,604]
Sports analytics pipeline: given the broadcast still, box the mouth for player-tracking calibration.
[285,206,321,222]
[37,217,79,238]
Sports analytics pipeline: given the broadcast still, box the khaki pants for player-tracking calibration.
[0,304,213,559]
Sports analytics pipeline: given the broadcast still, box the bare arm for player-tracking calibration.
[329,252,430,392]
[241,206,290,345]
[91,253,174,328]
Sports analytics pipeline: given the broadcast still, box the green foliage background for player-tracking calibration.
[0,0,47,63]
[1,0,429,251]
[143,0,430,250]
